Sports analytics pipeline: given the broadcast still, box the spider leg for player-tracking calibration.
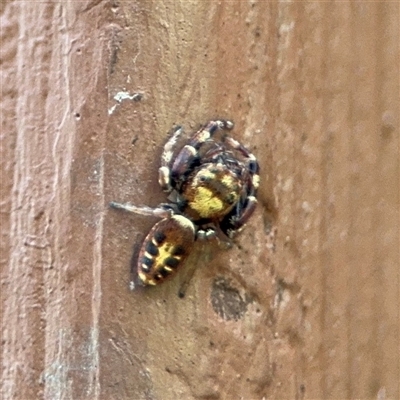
[178,227,223,298]
[158,125,184,192]
[129,238,142,291]
[196,227,217,241]
[109,201,174,219]
[170,120,234,188]
[170,144,199,186]
[189,119,234,149]
[220,195,258,238]
[223,136,260,195]
[178,221,233,298]
[197,226,232,249]
[219,136,260,238]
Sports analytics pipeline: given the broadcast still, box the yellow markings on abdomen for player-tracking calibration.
[139,240,184,284]
[138,215,195,285]
[138,271,157,285]
[145,240,184,274]
[156,242,182,264]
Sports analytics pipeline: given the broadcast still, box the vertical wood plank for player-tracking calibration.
[1,1,398,399]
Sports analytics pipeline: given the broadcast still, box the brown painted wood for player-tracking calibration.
[1,2,398,399]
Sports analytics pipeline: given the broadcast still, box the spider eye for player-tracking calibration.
[248,160,259,174]
[226,194,236,205]
[198,175,209,183]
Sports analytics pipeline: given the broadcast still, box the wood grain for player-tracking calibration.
[1,2,398,399]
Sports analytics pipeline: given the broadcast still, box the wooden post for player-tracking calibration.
[1,2,398,399]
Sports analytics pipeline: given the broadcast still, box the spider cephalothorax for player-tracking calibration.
[110,120,259,287]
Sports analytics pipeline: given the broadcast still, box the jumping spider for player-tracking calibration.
[110,120,260,287]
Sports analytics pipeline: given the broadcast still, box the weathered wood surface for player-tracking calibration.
[1,2,398,399]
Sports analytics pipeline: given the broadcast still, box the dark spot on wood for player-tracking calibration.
[210,277,253,321]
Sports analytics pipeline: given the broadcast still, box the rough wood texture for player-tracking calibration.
[1,2,398,399]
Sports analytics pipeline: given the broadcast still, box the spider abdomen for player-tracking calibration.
[137,215,196,286]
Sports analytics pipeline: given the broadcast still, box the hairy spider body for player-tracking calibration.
[110,120,259,287]
[180,162,242,220]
